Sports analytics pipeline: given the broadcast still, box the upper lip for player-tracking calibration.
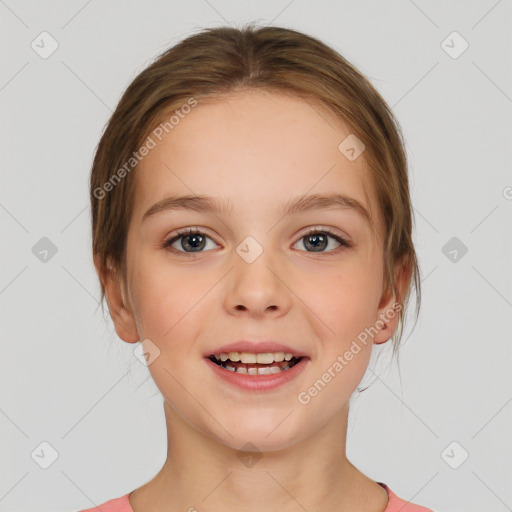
[204,341,309,358]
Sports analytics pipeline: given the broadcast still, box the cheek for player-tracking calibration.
[305,264,381,334]
[130,261,213,359]
[129,255,185,328]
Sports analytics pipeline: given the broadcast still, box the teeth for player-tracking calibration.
[220,362,293,375]
[211,350,304,376]
[256,353,274,364]
[253,366,284,375]
[216,351,298,364]
[229,352,240,362]
[240,352,257,364]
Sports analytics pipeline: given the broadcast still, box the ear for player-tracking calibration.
[94,254,139,344]
[373,259,412,345]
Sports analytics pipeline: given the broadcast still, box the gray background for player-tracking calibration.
[1,1,511,511]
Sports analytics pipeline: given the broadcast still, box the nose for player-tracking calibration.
[224,248,292,318]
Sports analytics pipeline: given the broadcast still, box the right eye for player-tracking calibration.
[162,228,219,255]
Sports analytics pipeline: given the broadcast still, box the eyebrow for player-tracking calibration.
[142,193,372,226]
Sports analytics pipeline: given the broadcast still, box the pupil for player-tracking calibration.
[306,234,326,252]
[183,234,205,252]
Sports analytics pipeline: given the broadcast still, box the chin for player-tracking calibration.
[207,412,308,453]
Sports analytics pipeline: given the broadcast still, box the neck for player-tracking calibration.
[129,400,388,512]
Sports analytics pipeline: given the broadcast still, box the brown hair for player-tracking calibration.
[90,23,421,359]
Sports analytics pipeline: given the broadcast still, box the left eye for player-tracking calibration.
[292,228,350,253]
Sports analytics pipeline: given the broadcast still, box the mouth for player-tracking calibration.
[207,352,305,375]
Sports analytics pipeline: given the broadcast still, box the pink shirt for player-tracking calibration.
[77,482,434,511]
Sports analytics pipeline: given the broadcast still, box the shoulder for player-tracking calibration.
[378,482,435,512]
[76,493,133,512]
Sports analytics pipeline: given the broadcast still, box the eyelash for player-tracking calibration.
[161,226,351,256]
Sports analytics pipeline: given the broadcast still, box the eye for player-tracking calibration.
[162,228,218,255]
[293,227,351,253]
[162,226,351,256]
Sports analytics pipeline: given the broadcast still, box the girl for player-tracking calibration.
[83,23,433,512]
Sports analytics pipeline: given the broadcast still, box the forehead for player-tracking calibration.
[131,89,378,232]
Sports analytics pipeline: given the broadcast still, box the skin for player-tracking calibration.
[95,89,410,512]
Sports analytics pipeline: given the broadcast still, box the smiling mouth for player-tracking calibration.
[207,354,304,375]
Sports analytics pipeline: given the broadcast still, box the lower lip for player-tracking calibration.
[204,357,310,392]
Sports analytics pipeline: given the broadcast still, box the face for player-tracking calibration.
[107,90,399,451]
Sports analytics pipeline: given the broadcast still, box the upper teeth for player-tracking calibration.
[216,352,295,364]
